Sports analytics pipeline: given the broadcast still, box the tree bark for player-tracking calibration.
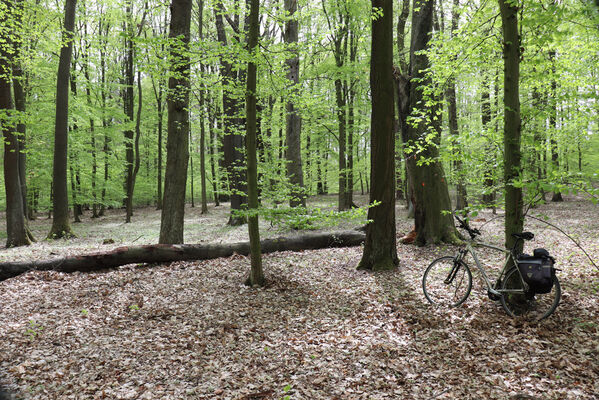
[499,0,523,252]
[284,0,306,208]
[404,0,458,245]
[446,0,467,211]
[123,0,135,223]
[198,0,209,214]
[48,0,77,239]
[1,0,31,247]
[481,75,497,206]
[357,0,398,271]
[245,0,264,286]
[0,231,366,282]
[159,0,192,244]
[549,50,562,202]
[99,17,110,217]
[214,0,246,225]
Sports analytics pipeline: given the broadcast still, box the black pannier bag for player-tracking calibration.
[517,248,555,294]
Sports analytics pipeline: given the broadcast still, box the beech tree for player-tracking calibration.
[245,0,264,286]
[1,0,31,247]
[284,0,305,208]
[401,0,458,245]
[499,0,523,251]
[357,0,398,271]
[48,0,77,239]
[159,0,192,244]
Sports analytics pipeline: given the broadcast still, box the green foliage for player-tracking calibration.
[24,320,44,340]
[233,203,372,231]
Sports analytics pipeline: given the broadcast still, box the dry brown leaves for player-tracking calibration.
[1,197,598,399]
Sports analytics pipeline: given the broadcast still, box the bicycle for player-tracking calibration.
[422,216,561,321]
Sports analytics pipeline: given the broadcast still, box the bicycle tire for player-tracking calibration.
[500,267,561,321]
[422,256,473,308]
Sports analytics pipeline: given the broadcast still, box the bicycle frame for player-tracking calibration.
[455,240,525,297]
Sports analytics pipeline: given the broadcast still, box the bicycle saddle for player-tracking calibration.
[511,232,534,241]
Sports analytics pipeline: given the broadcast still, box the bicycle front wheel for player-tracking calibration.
[422,256,473,308]
[500,267,561,321]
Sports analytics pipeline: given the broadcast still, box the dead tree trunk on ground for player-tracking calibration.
[0,231,366,282]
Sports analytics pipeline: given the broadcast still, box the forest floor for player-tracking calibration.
[0,195,598,399]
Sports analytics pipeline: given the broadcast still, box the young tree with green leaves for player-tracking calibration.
[245,0,264,286]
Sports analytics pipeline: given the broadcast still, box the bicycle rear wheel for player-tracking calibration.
[422,256,472,308]
[500,267,561,321]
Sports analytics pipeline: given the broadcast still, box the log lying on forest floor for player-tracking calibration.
[0,230,366,282]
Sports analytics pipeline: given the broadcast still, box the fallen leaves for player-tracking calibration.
[0,198,598,399]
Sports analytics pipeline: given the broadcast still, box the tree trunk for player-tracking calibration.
[245,0,264,286]
[1,0,31,247]
[123,1,135,223]
[481,75,497,206]
[357,0,398,271]
[48,0,77,239]
[156,80,164,210]
[404,0,458,245]
[446,0,467,211]
[99,18,110,217]
[159,0,192,244]
[549,51,563,202]
[208,97,220,206]
[0,230,366,282]
[284,0,305,208]
[197,0,209,214]
[83,27,99,219]
[214,0,246,225]
[499,0,524,252]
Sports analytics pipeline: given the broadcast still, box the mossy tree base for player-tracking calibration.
[47,224,76,240]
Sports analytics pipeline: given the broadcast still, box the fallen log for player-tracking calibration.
[0,230,365,281]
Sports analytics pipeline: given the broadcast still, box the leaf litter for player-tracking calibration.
[0,196,598,399]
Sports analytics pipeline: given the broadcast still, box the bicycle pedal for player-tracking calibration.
[488,290,501,301]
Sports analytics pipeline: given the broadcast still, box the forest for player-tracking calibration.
[1,0,599,398]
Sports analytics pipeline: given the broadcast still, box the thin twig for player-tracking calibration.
[526,215,599,272]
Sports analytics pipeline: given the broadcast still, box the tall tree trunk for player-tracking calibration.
[481,75,497,206]
[83,24,99,218]
[123,0,135,223]
[245,0,264,286]
[531,84,546,203]
[189,129,195,207]
[395,0,410,202]
[133,69,142,206]
[404,0,458,245]
[155,80,164,209]
[197,0,209,214]
[446,0,467,211]
[214,0,246,225]
[357,0,398,271]
[549,51,563,202]
[208,97,219,206]
[159,0,192,244]
[346,29,357,208]
[99,18,110,217]
[48,0,77,239]
[284,0,305,208]
[1,0,31,247]
[499,0,523,252]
